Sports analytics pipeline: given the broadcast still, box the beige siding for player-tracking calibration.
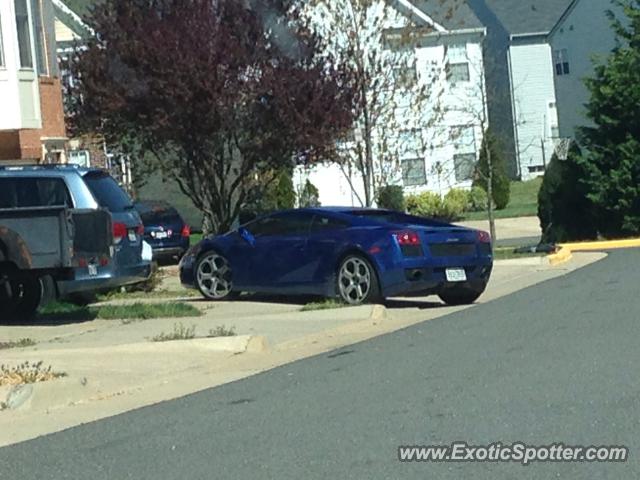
[54,18,78,42]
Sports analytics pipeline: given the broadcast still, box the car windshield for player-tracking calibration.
[83,172,133,213]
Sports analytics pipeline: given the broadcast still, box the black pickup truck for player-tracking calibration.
[0,205,112,320]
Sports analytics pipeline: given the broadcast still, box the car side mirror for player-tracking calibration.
[238,227,256,246]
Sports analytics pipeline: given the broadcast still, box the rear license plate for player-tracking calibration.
[446,268,467,282]
[155,231,169,239]
[128,231,137,242]
[88,264,98,276]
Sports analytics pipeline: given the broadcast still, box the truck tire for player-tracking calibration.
[0,270,18,322]
[14,276,43,320]
[0,272,42,322]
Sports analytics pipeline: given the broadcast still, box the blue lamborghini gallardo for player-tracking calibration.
[179,208,493,306]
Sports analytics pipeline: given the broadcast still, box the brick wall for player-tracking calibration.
[0,77,66,162]
[38,77,66,139]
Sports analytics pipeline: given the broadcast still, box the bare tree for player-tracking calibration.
[299,0,444,206]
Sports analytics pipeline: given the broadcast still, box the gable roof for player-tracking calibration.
[408,0,483,30]
[482,0,575,35]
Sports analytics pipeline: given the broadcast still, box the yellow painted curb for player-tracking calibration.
[548,247,573,266]
[559,238,640,251]
[547,237,640,266]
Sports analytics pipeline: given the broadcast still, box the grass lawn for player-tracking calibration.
[462,178,542,221]
[98,288,199,301]
[190,232,204,245]
[40,301,202,323]
[301,299,346,312]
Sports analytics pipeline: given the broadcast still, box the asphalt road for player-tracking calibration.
[2,250,639,479]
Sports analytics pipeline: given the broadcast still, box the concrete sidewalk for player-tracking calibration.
[0,252,604,446]
[456,216,541,243]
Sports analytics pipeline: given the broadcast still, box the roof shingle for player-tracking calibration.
[482,0,575,35]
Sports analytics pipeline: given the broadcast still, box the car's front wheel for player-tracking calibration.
[196,252,235,301]
[337,255,380,305]
[438,286,484,306]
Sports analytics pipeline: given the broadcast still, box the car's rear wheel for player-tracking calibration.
[337,255,380,305]
[438,287,484,306]
[196,252,235,301]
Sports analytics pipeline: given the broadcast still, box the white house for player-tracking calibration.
[548,0,622,140]
[478,0,622,179]
[295,0,488,207]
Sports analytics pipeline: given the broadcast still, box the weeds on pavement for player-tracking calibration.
[151,323,197,342]
[0,338,36,350]
[0,361,67,386]
[207,325,236,337]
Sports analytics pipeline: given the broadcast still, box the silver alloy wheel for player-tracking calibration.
[196,253,233,300]
[338,256,372,305]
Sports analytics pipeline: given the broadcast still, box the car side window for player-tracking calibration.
[0,178,72,208]
[246,213,313,238]
[310,215,349,233]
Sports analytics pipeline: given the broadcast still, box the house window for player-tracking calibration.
[393,65,417,89]
[446,43,469,84]
[401,158,427,186]
[398,129,422,156]
[30,0,48,75]
[453,153,476,182]
[0,13,5,67]
[554,49,570,75]
[450,125,476,152]
[447,44,467,63]
[446,63,470,83]
[14,0,33,69]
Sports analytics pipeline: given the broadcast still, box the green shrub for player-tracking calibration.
[474,129,511,209]
[444,188,470,212]
[538,146,597,243]
[264,168,296,211]
[406,190,466,221]
[298,179,321,208]
[406,192,442,218]
[376,185,405,211]
[468,186,488,212]
[493,174,511,210]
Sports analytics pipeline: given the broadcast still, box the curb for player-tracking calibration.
[559,238,640,251]
[547,238,640,266]
[370,305,387,323]
[548,246,573,266]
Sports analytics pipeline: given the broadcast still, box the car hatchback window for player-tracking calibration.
[136,203,182,224]
[83,172,133,213]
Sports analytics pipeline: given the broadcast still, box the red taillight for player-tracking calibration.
[181,225,191,238]
[477,230,492,243]
[394,231,421,246]
[113,222,127,243]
